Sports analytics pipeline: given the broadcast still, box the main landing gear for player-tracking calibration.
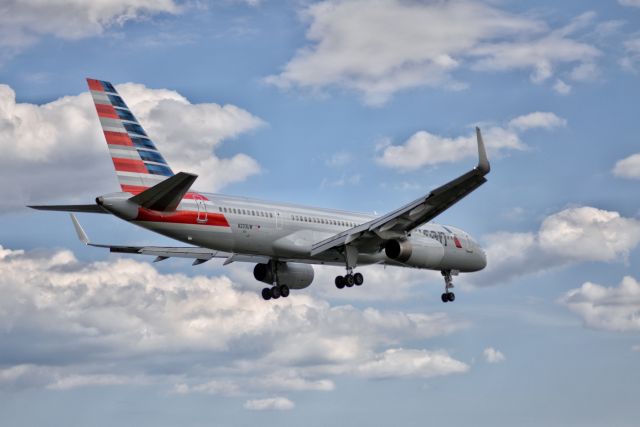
[262,284,290,300]
[335,271,364,289]
[440,269,456,303]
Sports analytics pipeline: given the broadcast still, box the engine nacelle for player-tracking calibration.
[253,261,315,289]
[384,238,444,269]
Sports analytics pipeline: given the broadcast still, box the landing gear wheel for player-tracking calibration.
[270,286,281,299]
[354,272,364,286]
[262,288,272,301]
[345,274,355,287]
[280,285,290,298]
[447,292,455,302]
[335,276,345,289]
[441,293,448,303]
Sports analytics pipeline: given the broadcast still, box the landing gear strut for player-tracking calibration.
[262,284,290,301]
[440,270,456,303]
[335,245,364,290]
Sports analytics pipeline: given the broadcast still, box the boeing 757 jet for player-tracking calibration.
[31,79,490,303]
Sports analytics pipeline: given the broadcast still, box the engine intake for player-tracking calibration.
[384,238,444,269]
[253,261,315,289]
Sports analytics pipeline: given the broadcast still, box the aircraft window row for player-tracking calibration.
[290,214,355,227]
[218,206,273,218]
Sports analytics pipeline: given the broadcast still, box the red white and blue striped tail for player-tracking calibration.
[87,78,174,195]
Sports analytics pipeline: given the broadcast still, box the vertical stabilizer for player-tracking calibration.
[87,78,174,195]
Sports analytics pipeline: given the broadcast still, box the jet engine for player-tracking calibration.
[253,261,315,289]
[384,238,444,269]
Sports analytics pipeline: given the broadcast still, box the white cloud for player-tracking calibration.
[267,0,600,105]
[483,347,506,364]
[561,276,640,332]
[553,79,572,95]
[508,112,567,131]
[632,345,640,352]
[473,207,640,286]
[0,0,180,49]
[613,153,640,179]
[355,348,469,379]
[376,111,565,170]
[0,245,469,394]
[619,0,640,8]
[620,37,640,72]
[326,151,352,167]
[0,82,263,212]
[244,397,295,411]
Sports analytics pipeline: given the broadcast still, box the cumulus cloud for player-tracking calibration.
[483,347,506,364]
[355,348,469,379]
[473,207,640,286]
[0,0,180,49]
[244,397,295,411]
[561,276,640,332]
[620,37,640,72]
[0,245,468,395]
[553,79,572,95]
[613,153,640,179]
[508,112,567,131]
[376,112,564,170]
[619,0,640,8]
[266,0,600,105]
[0,82,263,212]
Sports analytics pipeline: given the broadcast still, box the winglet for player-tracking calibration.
[70,214,90,245]
[476,127,490,174]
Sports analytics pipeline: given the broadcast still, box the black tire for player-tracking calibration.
[345,274,355,287]
[271,286,281,299]
[354,272,364,286]
[280,285,290,298]
[335,276,345,289]
[262,288,272,301]
[447,292,455,302]
[441,293,448,303]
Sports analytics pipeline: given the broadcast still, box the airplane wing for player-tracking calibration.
[69,214,268,265]
[310,127,490,256]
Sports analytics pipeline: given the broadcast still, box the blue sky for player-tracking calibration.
[2,0,640,425]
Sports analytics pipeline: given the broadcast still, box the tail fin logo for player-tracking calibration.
[87,78,174,195]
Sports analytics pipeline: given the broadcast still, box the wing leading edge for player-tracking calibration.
[311,127,490,256]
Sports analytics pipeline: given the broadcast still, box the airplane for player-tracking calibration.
[30,78,490,303]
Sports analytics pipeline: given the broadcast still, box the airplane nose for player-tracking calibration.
[478,248,487,270]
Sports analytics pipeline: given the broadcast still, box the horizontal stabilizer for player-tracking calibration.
[28,204,107,214]
[129,171,198,212]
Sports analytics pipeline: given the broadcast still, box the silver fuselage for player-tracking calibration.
[126,192,487,273]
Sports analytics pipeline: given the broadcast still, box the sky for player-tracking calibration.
[1,0,640,425]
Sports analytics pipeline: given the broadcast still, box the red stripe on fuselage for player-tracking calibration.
[104,131,133,147]
[136,208,229,227]
[87,79,104,91]
[96,103,118,119]
[113,158,148,173]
